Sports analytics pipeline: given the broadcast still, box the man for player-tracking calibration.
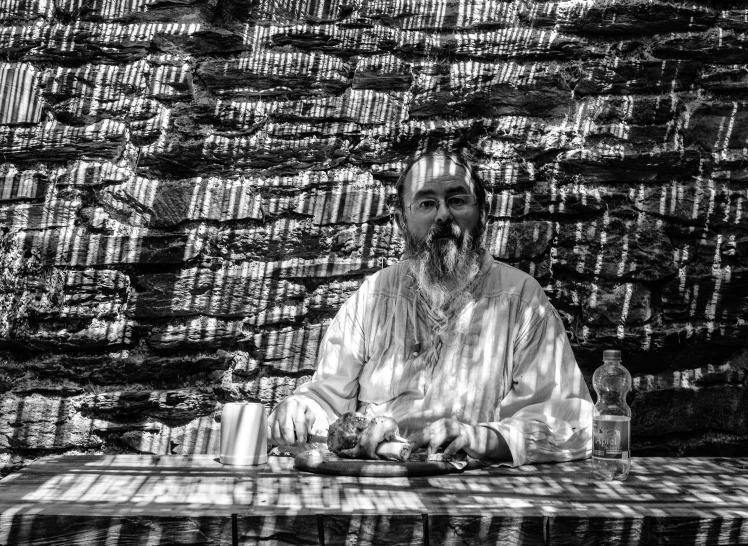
[268,149,592,466]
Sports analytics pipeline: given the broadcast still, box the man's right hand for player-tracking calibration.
[267,398,316,447]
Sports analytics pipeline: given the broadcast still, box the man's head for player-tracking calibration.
[393,149,491,310]
[394,149,489,236]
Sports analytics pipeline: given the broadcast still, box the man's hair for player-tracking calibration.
[393,148,489,215]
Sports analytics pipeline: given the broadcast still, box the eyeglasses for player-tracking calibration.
[406,194,477,218]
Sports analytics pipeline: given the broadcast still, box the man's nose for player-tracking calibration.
[434,202,453,223]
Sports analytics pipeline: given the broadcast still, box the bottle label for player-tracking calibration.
[593,416,630,460]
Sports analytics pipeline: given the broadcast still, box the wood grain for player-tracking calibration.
[323,515,423,546]
[428,515,545,546]
[0,515,230,546]
[650,517,748,546]
[236,516,320,546]
[548,516,647,546]
[2,455,748,518]
[1,456,748,546]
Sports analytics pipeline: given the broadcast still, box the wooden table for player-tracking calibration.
[0,455,746,545]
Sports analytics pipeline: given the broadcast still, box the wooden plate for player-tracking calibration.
[294,449,463,477]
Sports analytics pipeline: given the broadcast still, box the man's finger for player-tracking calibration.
[408,424,448,453]
[266,413,277,445]
[443,435,468,457]
[267,423,274,446]
[304,406,316,431]
[280,411,298,446]
[414,424,445,455]
[274,418,285,446]
[295,406,317,444]
[271,418,284,446]
[428,429,447,456]
[406,428,430,450]
[292,414,309,445]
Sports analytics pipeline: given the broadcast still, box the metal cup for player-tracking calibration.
[219,402,268,465]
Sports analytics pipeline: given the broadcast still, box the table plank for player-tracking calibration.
[651,517,748,546]
[548,516,647,546]
[0,515,327,546]
[428,515,545,546]
[236,516,320,546]
[323,515,424,546]
[1,456,748,546]
[0,515,233,546]
[1,456,747,519]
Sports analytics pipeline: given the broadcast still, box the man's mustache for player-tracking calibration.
[426,222,461,244]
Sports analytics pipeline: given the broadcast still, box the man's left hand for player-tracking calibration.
[407,418,508,462]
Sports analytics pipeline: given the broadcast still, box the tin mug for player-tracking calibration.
[219,402,268,465]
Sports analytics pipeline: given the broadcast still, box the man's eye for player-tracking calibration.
[417,200,437,210]
[447,196,468,207]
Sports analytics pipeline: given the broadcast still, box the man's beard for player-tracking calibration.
[404,221,483,315]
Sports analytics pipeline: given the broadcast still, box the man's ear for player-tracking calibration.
[393,209,405,232]
[482,194,492,223]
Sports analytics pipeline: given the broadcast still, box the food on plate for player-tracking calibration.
[327,412,412,461]
[407,449,469,470]
[425,451,465,463]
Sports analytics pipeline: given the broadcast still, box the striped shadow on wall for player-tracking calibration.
[0,63,42,125]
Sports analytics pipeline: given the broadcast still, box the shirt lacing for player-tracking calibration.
[409,268,487,367]
[410,289,447,368]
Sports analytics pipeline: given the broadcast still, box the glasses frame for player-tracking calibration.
[406,194,478,217]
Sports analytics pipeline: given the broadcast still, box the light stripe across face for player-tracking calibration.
[406,154,473,199]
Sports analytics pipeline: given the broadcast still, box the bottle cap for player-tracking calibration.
[603,349,622,360]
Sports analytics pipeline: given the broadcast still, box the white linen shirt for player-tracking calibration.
[289,251,593,467]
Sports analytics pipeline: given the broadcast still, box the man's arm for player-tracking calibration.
[408,288,590,466]
[484,300,593,467]
[268,277,370,446]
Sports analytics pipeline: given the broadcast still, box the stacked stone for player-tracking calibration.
[0,0,747,468]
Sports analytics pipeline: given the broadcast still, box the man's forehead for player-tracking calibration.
[405,154,474,194]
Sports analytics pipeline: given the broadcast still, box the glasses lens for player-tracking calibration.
[408,196,476,216]
[446,195,475,211]
[410,199,438,217]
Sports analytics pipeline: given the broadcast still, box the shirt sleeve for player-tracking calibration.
[281,278,370,435]
[481,297,593,467]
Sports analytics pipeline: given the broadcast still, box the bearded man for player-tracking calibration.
[268,149,593,466]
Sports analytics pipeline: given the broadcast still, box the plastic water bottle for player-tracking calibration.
[592,349,632,481]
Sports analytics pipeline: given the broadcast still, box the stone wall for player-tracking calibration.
[1,0,747,471]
